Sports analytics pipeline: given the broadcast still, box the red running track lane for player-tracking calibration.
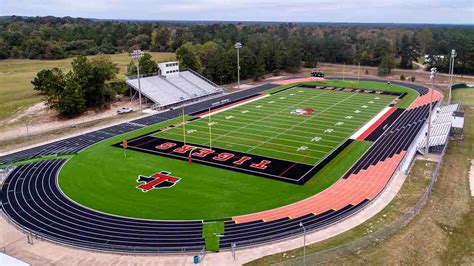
[408,88,443,110]
[233,151,406,223]
[357,107,397,141]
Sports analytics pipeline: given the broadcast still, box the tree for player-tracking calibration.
[0,38,9,59]
[282,39,302,72]
[399,34,412,69]
[417,28,433,54]
[23,37,47,59]
[31,68,65,94]
[71,55,118,107]
[126,53,158,76]
[378,55,395,76]
[176,42,202,72]
[399,34,420,69]
[57,73,86,117]
[151,28,172,52]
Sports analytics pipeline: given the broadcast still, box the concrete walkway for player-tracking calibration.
[0,169,408,266]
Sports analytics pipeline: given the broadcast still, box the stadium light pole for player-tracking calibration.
[299,222,306,266]
[448,49,456,104]
[426,67,437,156]
[342,62,346,81]
[235,42,242,90]
[358,62,361,82]
[131,49,144,114]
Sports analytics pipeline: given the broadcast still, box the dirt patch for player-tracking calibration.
[0,98,142,143]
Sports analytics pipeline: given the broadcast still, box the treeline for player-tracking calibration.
[1,16,473,78]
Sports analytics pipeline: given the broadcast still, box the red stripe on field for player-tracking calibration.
[357,107,396,141]
[195,94,267,117]
[278,163,298,177]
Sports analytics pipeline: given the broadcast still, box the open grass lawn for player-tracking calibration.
[0,52,175,121]
[58,80,414,221]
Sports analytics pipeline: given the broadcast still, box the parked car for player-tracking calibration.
[117,107,133,114]
[311,70,325,77]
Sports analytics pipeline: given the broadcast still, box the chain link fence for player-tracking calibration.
[274,126,451,266]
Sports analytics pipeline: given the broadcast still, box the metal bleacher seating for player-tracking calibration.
[126,70,223,109]
[418,103,459,150]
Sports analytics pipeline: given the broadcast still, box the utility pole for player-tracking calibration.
[234,42,242,90]
[131,49,144,113]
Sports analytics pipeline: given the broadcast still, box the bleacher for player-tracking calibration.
[418,103,459,151]
[126,62,223,110]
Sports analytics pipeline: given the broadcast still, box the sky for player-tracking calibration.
[1,0,473,24]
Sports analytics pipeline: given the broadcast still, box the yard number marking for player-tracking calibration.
[311,137,321,142]
[297,146,308,151]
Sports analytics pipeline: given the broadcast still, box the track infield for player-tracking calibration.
[58,81,407,220]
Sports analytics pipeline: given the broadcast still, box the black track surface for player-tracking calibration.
[1,159,205,253]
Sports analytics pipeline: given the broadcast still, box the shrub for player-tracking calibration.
[400,74,406,80]
[410,76,416,82]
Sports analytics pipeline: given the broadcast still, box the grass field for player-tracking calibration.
[0,52,175,121]
[156,86,396,164]
[58,81,404,221]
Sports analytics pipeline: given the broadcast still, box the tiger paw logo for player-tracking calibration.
[136,171,181,192]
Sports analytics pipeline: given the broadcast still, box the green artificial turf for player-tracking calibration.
[156,86,395,164]
[265,80,418,109]
[203,221,225,252]
[58,80,417,221]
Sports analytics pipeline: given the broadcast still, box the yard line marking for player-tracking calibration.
[210,118,355,136]
[247,93,361,153]
[188,123,344,144]
[188,124,337,148]
[161,127,332,154]
[205,90,333,147]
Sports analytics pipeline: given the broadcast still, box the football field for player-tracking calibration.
[155,86,397,165]
[56,81,410,220]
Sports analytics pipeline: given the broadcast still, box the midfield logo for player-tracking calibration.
[136,171,181,192]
